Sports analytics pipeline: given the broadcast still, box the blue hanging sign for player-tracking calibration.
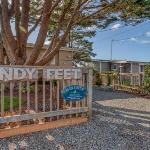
[61,85,87,101]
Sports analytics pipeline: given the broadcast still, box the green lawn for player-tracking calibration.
[0,96,20,111]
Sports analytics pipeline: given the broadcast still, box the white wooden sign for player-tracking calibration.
[43,69,82,80]
[0,67,82,81]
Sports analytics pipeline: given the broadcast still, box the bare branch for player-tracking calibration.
[8,0,15,17]
[35,0,82,66]
[27,16,42,37]
[41,1,73,58]
[25,0,62,65]
[25,0,52,65]
[76,0,120,25]
[14,0,21,59]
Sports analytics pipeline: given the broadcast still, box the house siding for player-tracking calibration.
[101,62,110,72]
[131,63,139,73]
[26,46,73,67]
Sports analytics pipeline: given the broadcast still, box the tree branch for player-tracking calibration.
[76,0,120,25]
[14,0,21,62]
[1,0,16,63]
[41,1,73,59]
[25,0,62,65]
[27,16,42,37]
[35,0,81,66]
[19,0,30,63]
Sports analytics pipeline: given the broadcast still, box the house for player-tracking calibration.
[91,59,150,74]
[26,43,75,67]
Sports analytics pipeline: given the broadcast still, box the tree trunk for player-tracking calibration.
[0,34,4,65]
[25,0,52,65]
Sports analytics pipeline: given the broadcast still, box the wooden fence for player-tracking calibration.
[0,66,92,138]
[113,73,145,93]
[96,72,145,94]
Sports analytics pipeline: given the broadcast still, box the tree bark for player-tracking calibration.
[20,0,30,64]
[1,0,16,51]
[35,1,81,66]
[0,34,4,65]
[14,0,21,64]
[40,1,73,59]
[1,0,16,64]
[25,0,53,65]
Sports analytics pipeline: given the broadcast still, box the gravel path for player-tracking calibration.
[0,88,150,150]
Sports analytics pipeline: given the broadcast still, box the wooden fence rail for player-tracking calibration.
[113,73,145,94]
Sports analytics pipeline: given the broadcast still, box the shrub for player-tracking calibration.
[94,70,102,86]
[144,64,150,93]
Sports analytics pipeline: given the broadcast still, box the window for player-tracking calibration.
[112,64,117,70]
[140,65,144,72]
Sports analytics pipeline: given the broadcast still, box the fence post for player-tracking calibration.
[87,68,93,120]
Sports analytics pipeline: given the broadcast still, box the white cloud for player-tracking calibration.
[130,37,137,41]
[146,31,150,37]
[129,38,150,44]
[86,25,96,31]
[111,23,121,30]
[141,40,150,44]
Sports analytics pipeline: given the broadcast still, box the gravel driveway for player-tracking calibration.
[0,88,150,150]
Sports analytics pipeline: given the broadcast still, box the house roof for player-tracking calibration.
[27,43,78,52]
[92,59,150,64]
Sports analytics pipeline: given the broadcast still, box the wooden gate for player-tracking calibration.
[0,66,92,138]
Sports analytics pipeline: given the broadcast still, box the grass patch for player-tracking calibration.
[0,96,20,111]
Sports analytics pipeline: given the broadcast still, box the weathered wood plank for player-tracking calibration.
[50,81,52,111]
[43,80,46,112]
[0,107,88,123]
[10,81,13,113]
[87,69,93,119]
[27,81,30,112]
[1,83,4,116]
[35,81,38,112]
[19,82,22,114]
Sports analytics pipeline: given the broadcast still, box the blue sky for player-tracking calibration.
[91,21,150,62]
[27,20,150,62]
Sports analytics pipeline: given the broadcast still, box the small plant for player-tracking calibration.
[144,64,150,93]
[0,96,20,111]
[94,70,102,86]
[21,85,35,94]
[123,79,131,86]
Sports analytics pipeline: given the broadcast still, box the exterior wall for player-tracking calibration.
[124,64,131,73]
[139,65,145,73]
[26,46,73,67]
[101,62,110,72]
[131,63,140,73]
[58,50,73,67]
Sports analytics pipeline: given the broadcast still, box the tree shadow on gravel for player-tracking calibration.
[92,88,136,101]
[92,102,150,140]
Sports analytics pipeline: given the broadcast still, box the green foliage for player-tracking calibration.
[144,64,150,92]
[100,71,118,86]
[93,70,102,86]
[123,79,131,86]
[21,86,35,94]
[119,0,150,24]
[0,96,20,111]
